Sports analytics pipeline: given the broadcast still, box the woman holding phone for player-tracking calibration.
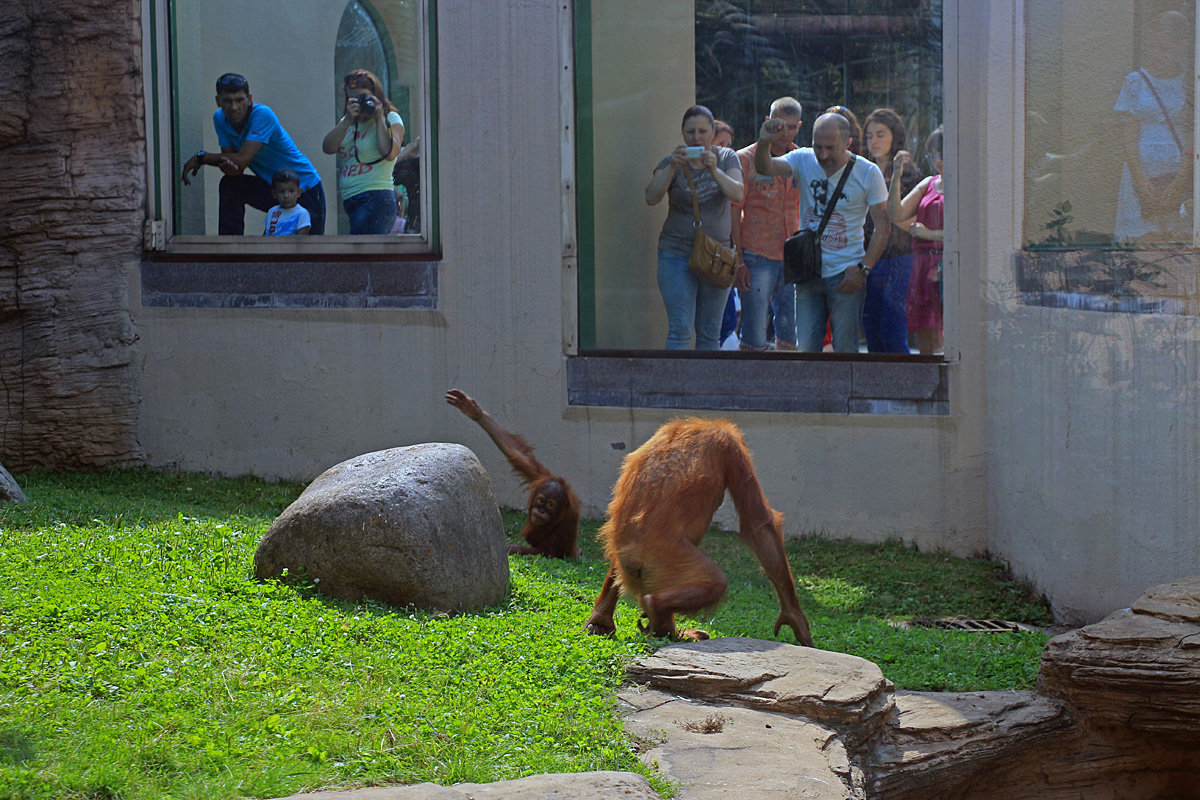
[645,105,744,350]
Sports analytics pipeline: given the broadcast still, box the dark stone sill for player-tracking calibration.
[567,351,949,415]
[140,259,438,309]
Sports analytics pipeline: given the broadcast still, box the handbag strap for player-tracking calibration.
[1138,69,1186,155]
[814,154,856,236]
[681,166,704,229]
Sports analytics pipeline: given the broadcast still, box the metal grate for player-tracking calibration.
[897,618,1039,633]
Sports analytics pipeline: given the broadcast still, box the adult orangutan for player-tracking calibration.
[584,418,812,645]
[445,389,580,558]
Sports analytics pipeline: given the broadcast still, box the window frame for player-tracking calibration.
[564,0,955,416]
[141,0,440,257]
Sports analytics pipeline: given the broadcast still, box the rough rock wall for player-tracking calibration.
[0,0,144,469]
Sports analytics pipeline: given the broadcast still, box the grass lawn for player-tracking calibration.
[0,470,1054,799]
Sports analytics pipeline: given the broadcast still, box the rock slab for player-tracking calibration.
[619,687,859,800]
[1039,574,1200,739]
[625,637,894,741]
[266,771,659,800]
[254,443,508,612]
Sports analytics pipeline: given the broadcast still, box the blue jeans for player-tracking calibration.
[795,271,865,353]
[343,189,397,234]
[861,253,913,353]
[739,250,796,349]
[657,248,730,350]
[219,174,326,235]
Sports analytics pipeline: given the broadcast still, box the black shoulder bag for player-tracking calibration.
[783,155,856,284]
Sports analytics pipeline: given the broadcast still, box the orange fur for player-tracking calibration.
[585,418,812,645]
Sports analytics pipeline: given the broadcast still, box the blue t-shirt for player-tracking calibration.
[263,204,311,236]
[213,103,322,190]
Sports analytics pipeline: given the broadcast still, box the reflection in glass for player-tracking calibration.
[170,0,423,238]
[1024,1,1196,250]
[576,0,943,353]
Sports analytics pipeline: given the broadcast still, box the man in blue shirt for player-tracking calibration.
[180,73,326,235]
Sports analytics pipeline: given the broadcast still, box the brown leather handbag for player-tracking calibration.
[682,167,737,288]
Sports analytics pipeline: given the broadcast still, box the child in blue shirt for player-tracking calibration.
[263,168,312,236]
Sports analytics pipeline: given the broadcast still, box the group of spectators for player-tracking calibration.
[646,98,945,355]
[180,71,417,237]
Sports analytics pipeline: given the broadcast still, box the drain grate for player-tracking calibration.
[896,618,1039,633]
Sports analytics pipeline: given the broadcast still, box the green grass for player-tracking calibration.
[0,470,1054,799]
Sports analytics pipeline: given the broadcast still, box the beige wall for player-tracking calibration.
[173,0,422,235]
[135,0,1200,625]
[981,1,1200,622]
[137,0,984,557]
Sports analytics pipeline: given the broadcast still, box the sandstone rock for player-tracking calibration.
[1130,575,1200,623]
[265,771,659,800]
[0,463,25,503]
[867,690,1072,797]
[619,686,861,800]
[624,637,894,744]
[0,0,144,471]
[1039,577,1200,739]
[254,443,508,612]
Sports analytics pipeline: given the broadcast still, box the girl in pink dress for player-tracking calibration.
[888,126,945,355]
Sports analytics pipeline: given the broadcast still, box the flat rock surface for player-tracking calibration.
[867,690,1072,796]
[1130,575,1200,624]
[267,771,659,799]
[618,687,860,800]
[1040,604,1200,737]
[624,637,894,736]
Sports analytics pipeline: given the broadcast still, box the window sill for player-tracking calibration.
[567,351,949,415]
[140,258,438,309]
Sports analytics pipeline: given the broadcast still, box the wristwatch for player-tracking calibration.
[195,149,207,163]
[858,263,871,277]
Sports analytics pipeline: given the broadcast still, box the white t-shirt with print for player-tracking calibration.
[782,150,887,278]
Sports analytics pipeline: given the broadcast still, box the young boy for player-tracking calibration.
[263,168,312,236]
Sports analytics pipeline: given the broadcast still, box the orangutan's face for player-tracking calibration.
[530,482,564,527]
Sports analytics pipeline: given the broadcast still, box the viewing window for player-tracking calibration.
[1021,1,1199,317]
[144,0,436,256]
[574,0,943,356]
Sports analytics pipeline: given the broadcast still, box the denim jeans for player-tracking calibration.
[218,174,326,235]
[861,253,913,353]
[795,271,865,353]
[343,189,398,234]
[657,248,730,350]
[739,250,797,349]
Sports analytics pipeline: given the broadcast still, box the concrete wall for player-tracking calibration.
[134,0,987,562]
[10,0,1195,624]
[977,1,1200,623]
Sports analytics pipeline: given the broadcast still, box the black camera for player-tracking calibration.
[355,93,376,115]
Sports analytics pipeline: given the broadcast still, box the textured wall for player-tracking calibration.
[0,0,144,469]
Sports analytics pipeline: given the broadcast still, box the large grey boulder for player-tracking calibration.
[254,443,508,612]
[0,463,26,504]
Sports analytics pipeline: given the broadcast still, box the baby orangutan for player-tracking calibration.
[585,418,812,645]
[446,389,579,558]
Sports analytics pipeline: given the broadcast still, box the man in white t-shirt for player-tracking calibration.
[754,113,890,352]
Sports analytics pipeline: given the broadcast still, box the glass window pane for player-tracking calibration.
[170,0,424,238]
[577,0,943,355]
[1025,1,1196,249]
